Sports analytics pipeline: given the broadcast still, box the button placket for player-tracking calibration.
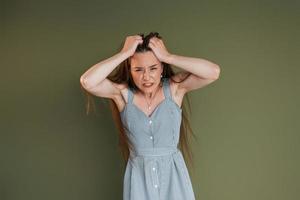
[169,107,176,145]
[149,118,154,145]
[150,162,159,189]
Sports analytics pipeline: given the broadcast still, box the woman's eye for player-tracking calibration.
[151,68,157,70]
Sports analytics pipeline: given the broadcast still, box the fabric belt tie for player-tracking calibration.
[130,147,179,157]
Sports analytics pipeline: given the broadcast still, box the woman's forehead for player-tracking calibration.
[130,52,160,67]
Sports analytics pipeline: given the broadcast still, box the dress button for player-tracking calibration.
[149,120,152,124]
[150,136,153,140]
[152,167,156,171]
[154,184,158,188]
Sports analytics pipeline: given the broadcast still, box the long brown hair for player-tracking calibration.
[80,32,198,174]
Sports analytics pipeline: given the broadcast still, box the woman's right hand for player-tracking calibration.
[120,35,143,57]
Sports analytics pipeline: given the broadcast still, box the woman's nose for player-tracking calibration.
[143,70,150,80]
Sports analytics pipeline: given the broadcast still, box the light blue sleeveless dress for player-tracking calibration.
[120,77,195,200]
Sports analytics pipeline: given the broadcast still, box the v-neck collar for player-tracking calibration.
[131,98,167,118]
[131,82,166,118]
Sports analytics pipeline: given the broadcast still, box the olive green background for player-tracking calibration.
[1,0,299,199]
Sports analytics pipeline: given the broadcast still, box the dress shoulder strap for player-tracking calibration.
[127,87,134,104]
[162,77,172,100]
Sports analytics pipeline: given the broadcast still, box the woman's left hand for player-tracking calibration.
[148,37,172,63]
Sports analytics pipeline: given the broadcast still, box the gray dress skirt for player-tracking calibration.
[120,77,196,200]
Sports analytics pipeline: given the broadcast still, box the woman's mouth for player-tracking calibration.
[143,83,154,87]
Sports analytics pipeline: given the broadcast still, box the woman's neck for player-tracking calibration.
[140,85,161,99]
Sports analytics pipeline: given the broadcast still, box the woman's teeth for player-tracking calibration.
[143,83,153,87]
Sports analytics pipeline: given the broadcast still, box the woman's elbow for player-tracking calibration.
[212,64,221,79]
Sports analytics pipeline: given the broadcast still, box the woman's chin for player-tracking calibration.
[143,85,161,92]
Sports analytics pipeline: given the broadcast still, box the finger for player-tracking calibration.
[153,38,162,45]
[149,39,157,44]
[137,37,143,41]
[155,38,163,45]
[149,41,156,47]
[148,42,155,49]
[153,37,160,42]
[157,41,165,49]
[149,37,157,43]
[136,37,143,42]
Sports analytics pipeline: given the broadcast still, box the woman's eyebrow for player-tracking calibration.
[134,64,157,69]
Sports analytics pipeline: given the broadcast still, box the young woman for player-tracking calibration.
[80,32,220,200]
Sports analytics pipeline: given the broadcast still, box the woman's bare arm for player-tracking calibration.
[148,37,220,94]
[79,52,129,99]
[79,35,143,99]
[80,51,129,89]
[166,54,220,93]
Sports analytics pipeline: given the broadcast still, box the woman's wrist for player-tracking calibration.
[162,53,174,64]
[118,51,131,60]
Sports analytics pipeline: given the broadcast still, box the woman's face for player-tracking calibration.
[130,51,163,93]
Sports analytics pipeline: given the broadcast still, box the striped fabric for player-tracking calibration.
[120,77,195,200]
